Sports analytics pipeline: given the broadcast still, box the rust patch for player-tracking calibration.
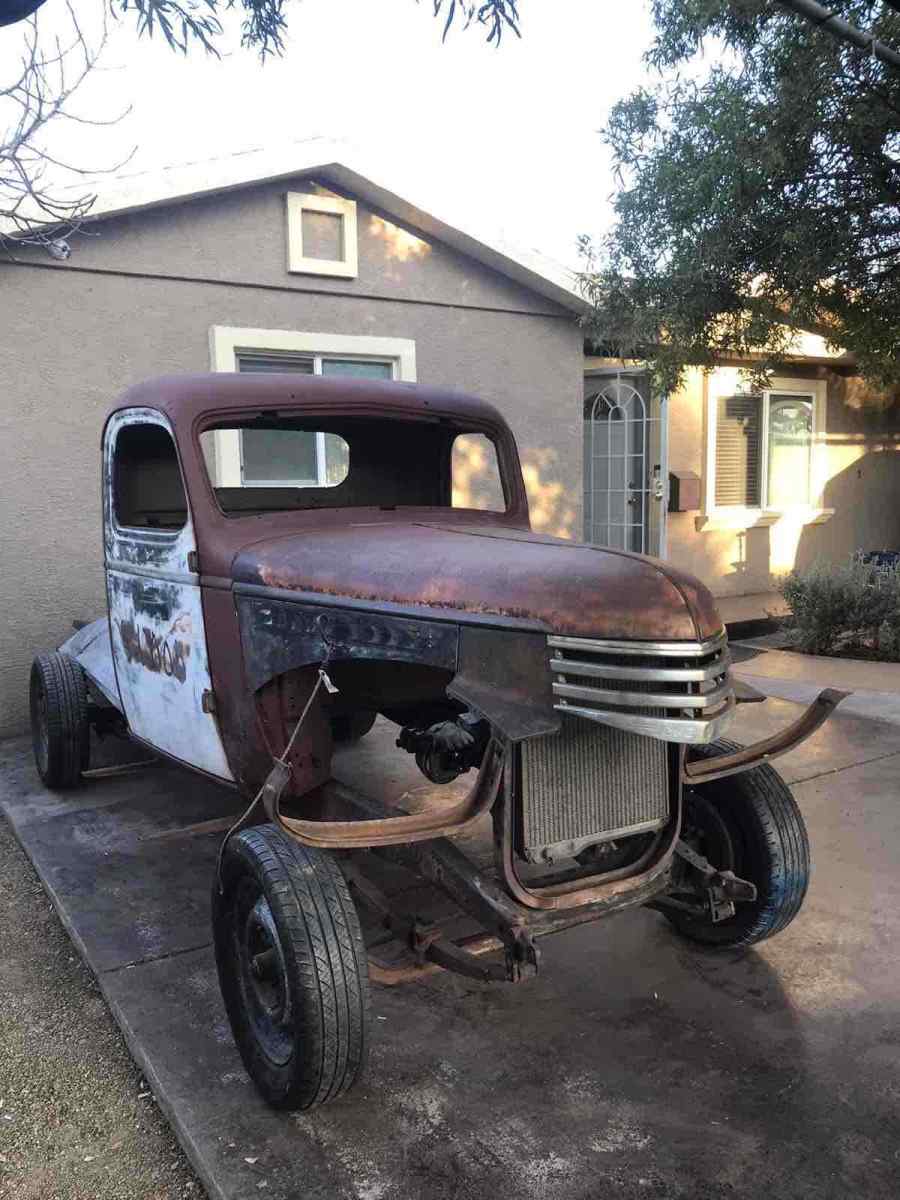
[254,563,540,622]
[118,614,192,683]
[240,520,708,640]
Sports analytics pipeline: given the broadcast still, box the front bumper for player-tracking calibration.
[682,687,850,784]
[547,628,848,779]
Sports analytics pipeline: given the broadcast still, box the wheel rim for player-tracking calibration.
[30,671,50,777]
[683,789,737,875]
[673,789,745,925]
[232,879,294,1066]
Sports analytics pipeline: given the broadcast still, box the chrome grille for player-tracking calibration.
[520,720,668,863]
[548,631,734,744]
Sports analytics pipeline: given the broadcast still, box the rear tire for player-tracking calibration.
[29,652,90,789]
[666,739,810,949]
[213,825,370,1110]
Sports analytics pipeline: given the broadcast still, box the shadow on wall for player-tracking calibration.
[722,526,773,589]
[720,449,900,591]
[520,446,577,539]
[794,375,900,571]
[797,448,900,569]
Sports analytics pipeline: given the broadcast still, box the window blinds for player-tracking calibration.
[715,394,762,506]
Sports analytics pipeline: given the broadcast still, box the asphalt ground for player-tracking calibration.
[3,694,900,1200]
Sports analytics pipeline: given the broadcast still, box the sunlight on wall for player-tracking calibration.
[841,376,900,414]
[520,446,577,539]
[769,514,813,575]
[368,215,431,262]
[451,434,505,512]
[780,327,848,359]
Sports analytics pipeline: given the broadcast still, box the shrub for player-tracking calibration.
[780,557,900,660]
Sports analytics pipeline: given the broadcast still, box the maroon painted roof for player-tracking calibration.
[104,373,532,578]
[108,373,509,432]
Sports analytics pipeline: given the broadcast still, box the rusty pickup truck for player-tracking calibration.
[29,373,845,1110]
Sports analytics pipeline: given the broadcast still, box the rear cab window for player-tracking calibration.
[199,416,508,517]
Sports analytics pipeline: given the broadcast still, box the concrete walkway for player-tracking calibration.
[731,641,900,725]
[2,697,900,1200]
[716,590,790,629]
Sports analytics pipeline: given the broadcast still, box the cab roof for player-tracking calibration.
[108,373,510,433]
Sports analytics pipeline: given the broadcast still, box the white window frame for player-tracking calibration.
[285,191,358,278]
[699,370,833,531]
[239,374,339,488]
[208,325,417,488]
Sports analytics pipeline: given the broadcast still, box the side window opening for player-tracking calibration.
[113,423,188,530]
[451,432,506,513]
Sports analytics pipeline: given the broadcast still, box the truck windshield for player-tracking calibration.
[199,416,506,516]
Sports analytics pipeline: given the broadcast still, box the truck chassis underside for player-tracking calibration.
[252,685,846,988]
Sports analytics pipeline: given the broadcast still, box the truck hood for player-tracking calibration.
[231,522,722,642]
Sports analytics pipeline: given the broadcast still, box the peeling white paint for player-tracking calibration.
[104,408,233,781]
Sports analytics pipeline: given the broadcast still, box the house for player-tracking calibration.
[0,142,585,735]
[1,141,897,735]
[584,340,900,603]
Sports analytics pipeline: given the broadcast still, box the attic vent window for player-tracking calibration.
[286,191,358,279]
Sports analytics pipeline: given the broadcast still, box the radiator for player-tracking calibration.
[519,718,669,864]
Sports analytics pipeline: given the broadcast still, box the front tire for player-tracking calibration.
[666,740,810,949]
[29,652,90,789]
[213,826,370,1110]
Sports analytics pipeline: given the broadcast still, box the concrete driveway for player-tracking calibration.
[1,683,899,1200]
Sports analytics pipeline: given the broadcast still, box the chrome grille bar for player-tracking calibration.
[548,657,726,683]
[549,630,735,744]
[548,634,728,657]
[554,678,733,710]
[557,700,735,743]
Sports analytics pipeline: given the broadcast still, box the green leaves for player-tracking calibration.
[114,0,224,55]
[580,1,900,394]
[428,1,520,45]
[116,0,521,56]
[782,557,900,660]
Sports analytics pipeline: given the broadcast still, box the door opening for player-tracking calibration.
[583,370,667,558]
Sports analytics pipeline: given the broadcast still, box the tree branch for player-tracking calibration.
[776,0,900,73]
[1,4,130,252]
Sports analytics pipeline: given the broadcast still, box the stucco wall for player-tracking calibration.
[10,177,559,315]
[0,179,582,735]
[665,366,900,597]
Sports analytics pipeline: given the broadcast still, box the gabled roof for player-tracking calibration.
[74,138,586,314]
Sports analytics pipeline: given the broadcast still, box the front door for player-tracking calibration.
[103,408,233,780]
[583,370,668,558]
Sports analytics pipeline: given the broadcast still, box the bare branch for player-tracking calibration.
[0,3,129,254]
[776,0,900,74]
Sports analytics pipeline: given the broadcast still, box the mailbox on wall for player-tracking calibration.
[669,471,701,512]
